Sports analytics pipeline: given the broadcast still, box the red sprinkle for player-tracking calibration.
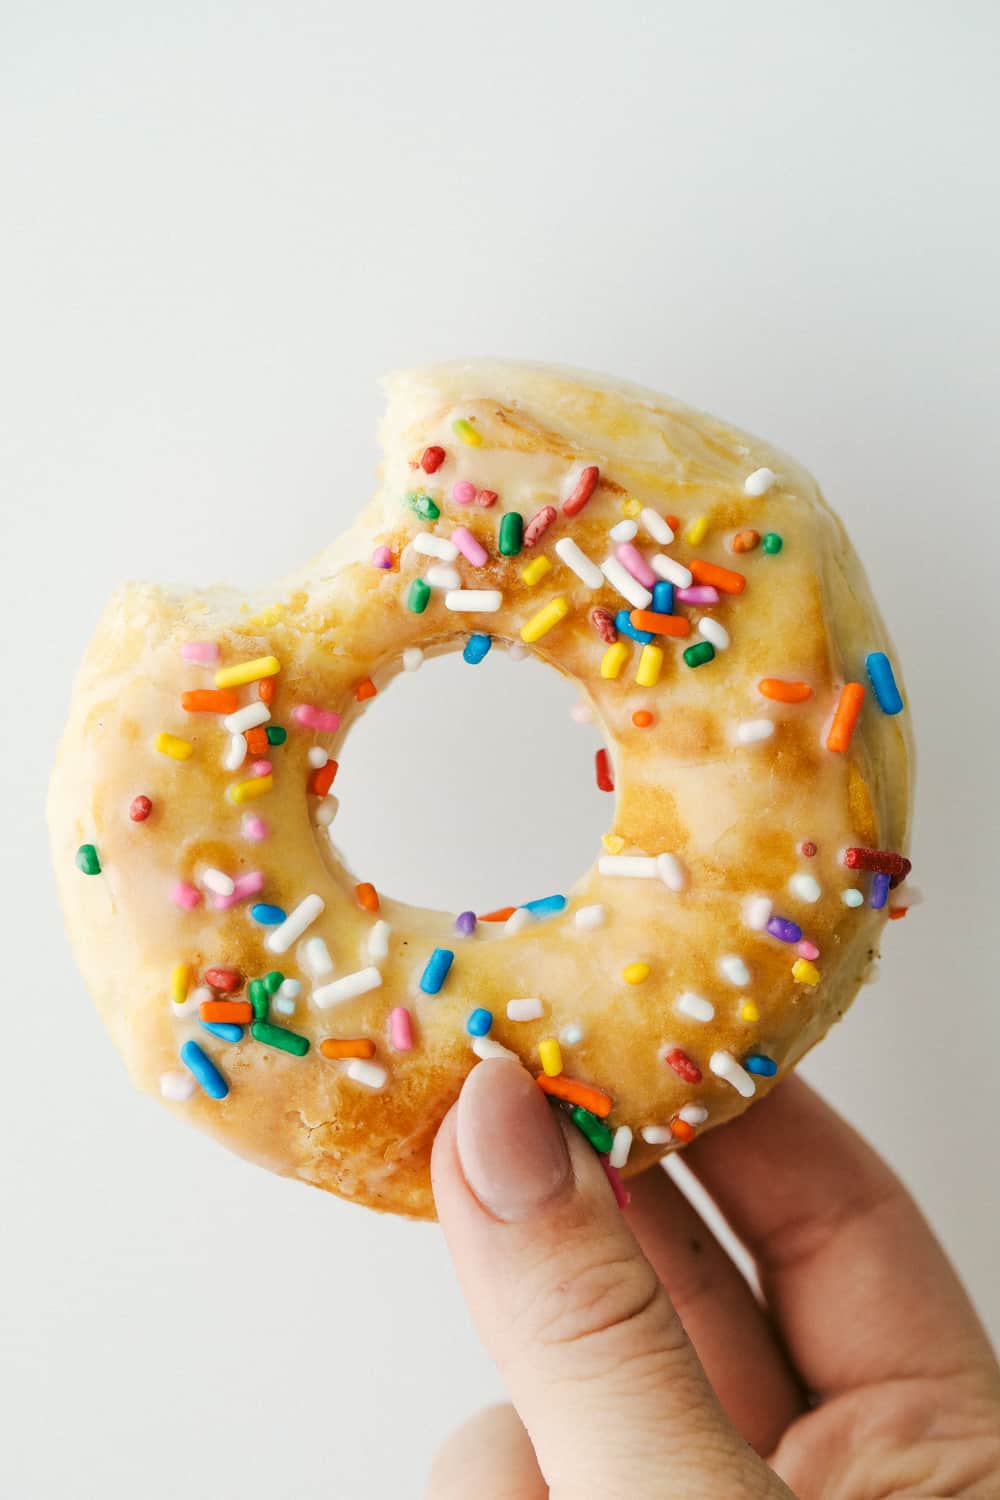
[476,489,498,508]
[204,967,242,994]
[309,760,338,796]
[129,795,152,823]
[665,514,681,531]
[595,748,614,792]
[590,607,618,643]
[562,464,600,517]
[801,841,817,858]
[523,504,557,547]
[356,677,377,701]
[420,445,445,474]
[844,847,910,877]
[665,1048,702,1084]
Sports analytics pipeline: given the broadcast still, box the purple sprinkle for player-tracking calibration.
[767,915,803,944]
[371,545,393,569]
[455,910,477,937]
[870,872,890,910]
[675,585,720,605]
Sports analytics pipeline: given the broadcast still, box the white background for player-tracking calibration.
[2,3,999,1497]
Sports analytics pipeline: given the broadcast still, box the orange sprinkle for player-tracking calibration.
[356,677,377,701]
[258,678,276,704]
[670,1118,696,1144]
[630,609,691,638]
[245,726,269,754]
[356,882,380,912]
[827,682,865,752]
[536,1073,613,1118]
[480,906,517,922]
[889,906,909,921]
[199,1000,253,1024]
[731,529,760,554]
[665,514,681,531]
[689,559,746,595]
[320,1037,377,1060]
[632,709,654,728]
[309,760,338,796]
[180,688,238,714]
[758,678,813,704]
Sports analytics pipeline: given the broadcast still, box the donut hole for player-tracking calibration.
[328,647,610,914]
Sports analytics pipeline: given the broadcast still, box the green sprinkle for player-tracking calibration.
[683,641,716,669]
[75,843,101,875]
[762,532,783,554]
[248,978,269,1020]
[404,491,440,522]
[498,511,524,556]
[265,725,287,746]
[250,1020,310,1056]
[407,578,431,614]
[569,1106,615,1155]
[264,970,284,995]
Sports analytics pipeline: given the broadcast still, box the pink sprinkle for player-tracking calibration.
[251,759,272,776]
[371,545,393,569]
[293,704,341,734]
[616,542,657,589]
[181,641,219,665]
[451,526,488,567]
[242,814,268,841]
[676,585,720,605]
[212,870,265,910]
[170,880,202,910]
[389,1007,414,1051]
[452,481,476,506]
[523,504,558,548]
[797,939,820,960]
[600,1157,631,1210]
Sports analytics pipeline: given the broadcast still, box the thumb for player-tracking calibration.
[432,1059,790,1499]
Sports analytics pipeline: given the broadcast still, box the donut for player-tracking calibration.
[48,360,913,1218]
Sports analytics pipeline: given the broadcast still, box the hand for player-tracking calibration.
[427,1060,1000,1498]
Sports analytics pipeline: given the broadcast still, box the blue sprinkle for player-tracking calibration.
[744,1054,778,1077]
[455,910,477,937]
[523,893,567,918]
[615,609,654,644]
[467,1007,493,1036]
[250,903,286,925]
[179,1039,229,1100]
[652,580,674,615]
[865,651,903,715]
[199,1021,245,1044]
[463,633,492,665]
[419,947,455,995]
[870,871,890,910]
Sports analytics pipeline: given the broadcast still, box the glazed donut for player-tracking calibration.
[48,361,913,1218]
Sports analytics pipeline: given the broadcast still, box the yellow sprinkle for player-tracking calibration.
[214,655,281,690]
[600,641,629,679]
[227,773,274,804]
[623,962,650,984]
[538,1037,563,1077]
[621,498,641,519]
[155,732,193,761]
[792,959,820,986]
[685,514,709,545]
[520,595,569,643]
[452,417,482,447]
[170,963,190,1006]
[740,1001,760,1023]
[636,644,663,687]
[602,833,625,854]
[520,555,552,587]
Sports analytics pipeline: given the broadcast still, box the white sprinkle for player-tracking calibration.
[574,903,606,930]
[413,533,459,562]
[600,555,652,609]
[744,466,776,496]
[640,508,675,544]
[656,853,687,892]
[507,641,528,661]
[445,589,503,612]
[679,1103,708,1127]
[504,907,533,935]
[265,893,325,954]
[313,966,382,1009]
[609,519,638,543]
[699,617,730,651]
[425,563,462,591]
[307,747,329,768]
[719,955,751,986]
[223,734,247,771]
[599,854,657,879]
[570,702,593,724]
[736,719,775,744]
[279,978,301,1001]
[651,553,693,589]
[710,1051,756,1097]
[891,885,923,909]
[790,873,823,903]
[160,1070,196,1102]
[272,994,296,1017]
[560,1023,585,1045]
[555,537,604,589]
[744,895,773,930]
[171,985,211,1019]
[472,1037,518,1062]
[676,991,715,1022]
[842,888,864,907]
[223,701,270,735]
[201,867,234,896]
[609,1125,633,1168]
[507,998,544,1022]
[314,798,338,827]
[641,1125,672,1145]
[368,919,391,961]
[403,647,424,672]
[346,1059,388,1089]
[301,936,333,979]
